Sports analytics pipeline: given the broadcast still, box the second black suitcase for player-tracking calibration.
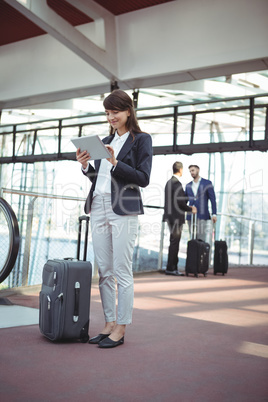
[214,240,228,275]
[39,216,92,342]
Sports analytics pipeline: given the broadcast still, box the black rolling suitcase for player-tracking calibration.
[185,215,210,277]
[39,215,92,342]
[214,238,228,275]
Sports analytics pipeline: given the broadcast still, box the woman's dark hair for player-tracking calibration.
[103,89,142,139]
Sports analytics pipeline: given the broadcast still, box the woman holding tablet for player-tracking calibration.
[76,89,153,348]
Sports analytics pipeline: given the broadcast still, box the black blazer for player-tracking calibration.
[163,176,192,226]
[82,132,153,215]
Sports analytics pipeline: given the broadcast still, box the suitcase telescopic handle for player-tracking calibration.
[213,221,216,241]
[77,215,90,261]
[191,213,197,240]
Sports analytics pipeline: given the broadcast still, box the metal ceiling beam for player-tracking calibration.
[0,83,111,110]
[4,0,118,80]
[127,58,268,89]
[1,58,268,110]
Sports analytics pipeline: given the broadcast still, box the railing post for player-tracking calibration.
[93,260,99,279]
[22,197,37,286]
[132,223,141,272]
[158,219,165,271]
[248,220,255,265]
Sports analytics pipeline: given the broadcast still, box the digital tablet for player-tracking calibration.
[71,135,111,160]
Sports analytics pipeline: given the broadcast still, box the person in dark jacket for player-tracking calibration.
[163,161,196,276]
[76,90,153,348]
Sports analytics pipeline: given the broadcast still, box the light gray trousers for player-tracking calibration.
[90,195,138,325]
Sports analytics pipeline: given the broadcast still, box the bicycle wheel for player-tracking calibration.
[0,197,20,283]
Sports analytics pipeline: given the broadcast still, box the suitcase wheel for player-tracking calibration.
[80,334,90,343]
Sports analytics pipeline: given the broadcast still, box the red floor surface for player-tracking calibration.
[0,267,268,402]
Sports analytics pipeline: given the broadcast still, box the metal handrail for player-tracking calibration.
[0,188,85,202]
[217,212,268,224]
[2,189,266,226]
[143,205,268,224]
[2,189,266,225]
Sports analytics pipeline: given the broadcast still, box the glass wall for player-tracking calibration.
[0,94,268,288]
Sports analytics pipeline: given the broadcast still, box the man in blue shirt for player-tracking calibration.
[185,165,217,255]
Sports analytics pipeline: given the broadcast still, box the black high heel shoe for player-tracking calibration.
[88,333,110,344]
[98,336,124,348]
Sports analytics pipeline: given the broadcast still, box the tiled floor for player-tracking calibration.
[0,267,267,401]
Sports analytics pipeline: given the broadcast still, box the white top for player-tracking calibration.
[83,131,129,195]
[192,177,201,197]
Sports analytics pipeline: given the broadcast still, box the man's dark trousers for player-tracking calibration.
[166,221,183,271]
